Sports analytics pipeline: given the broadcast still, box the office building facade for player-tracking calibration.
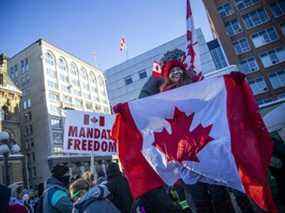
[203,0,285,105]
[8,39,110,185]
[105,29,233,106]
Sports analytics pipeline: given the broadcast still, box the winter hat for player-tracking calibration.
[51,163,69,178]
[161,60,187,80]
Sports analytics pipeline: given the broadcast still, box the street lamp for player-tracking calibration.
[0,131,21,185]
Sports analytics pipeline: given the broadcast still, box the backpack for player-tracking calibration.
[34,186,58,213]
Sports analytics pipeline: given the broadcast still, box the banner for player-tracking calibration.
[63,110,117,156]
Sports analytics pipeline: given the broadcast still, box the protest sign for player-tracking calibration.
[63,110,117,156]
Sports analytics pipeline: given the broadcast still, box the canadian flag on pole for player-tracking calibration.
[112,73,276,212]
[185,0,203,81]
[152,61,162,78]
[120,37,127,52]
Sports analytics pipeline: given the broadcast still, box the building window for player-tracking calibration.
[139,70,147,79]
[257,97,273,105]
[10,65,18,79]
[24,111,32,121]
[72,88,81,97]
[25,58,29,72]
[61,84,72,93]
[81,67,89,81]
[71,78,80,87]
[98,76,105,87]
[86,102,93,110]
[47,80,59,90]
[70,63,78,75]
[270,1,285,18]
[124,76,133,85]
[73,99,83,108]
[83,92,91,99]
[234,0,260,10]
[233,38,251,54]
[260,47,285,68]
[21,60,25,72]
[52,132,63,145]
[48,91,60,103]
[89,72,97,85]
[23,98,32,110]
[49,104,61,115]
[58,57,67,71]
[248,77,268,95]
[45,52,55,66]
[14,64,18,77]
[51,118,62,129]
[46,68,57,79]
[242,8,269,29]
[217,3,233,17]
[53,146,63,154]
[225,19,242,36]
[239,57,259,73]
[251,27,279,48]
[269,70,285,89]
[59,73,69,83]
[63,95,72,105]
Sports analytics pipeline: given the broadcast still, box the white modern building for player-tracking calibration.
[8,39,110,185]
[105,29,235,106]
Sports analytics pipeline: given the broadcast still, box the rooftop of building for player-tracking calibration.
[8,38,102,73]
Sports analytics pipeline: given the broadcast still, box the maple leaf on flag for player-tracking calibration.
[153,107,213,163]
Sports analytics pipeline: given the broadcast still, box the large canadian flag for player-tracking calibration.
[112,73,276,212]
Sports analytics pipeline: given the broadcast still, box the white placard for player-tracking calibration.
[63,110,117,156]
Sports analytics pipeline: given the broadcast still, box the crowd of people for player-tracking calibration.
[1,50,284,213]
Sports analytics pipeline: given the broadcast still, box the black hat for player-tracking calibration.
[51,163,69,178]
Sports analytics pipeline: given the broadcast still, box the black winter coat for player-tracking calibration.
[106,164,133,213]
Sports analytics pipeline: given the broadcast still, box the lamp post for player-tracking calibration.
[0,131,21,185]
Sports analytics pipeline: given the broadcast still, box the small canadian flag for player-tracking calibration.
[152,61,162,78]
[120,37,126,52]
[83,114,105,127]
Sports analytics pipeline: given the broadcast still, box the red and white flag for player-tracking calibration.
[120,37,127,52]
[185,0,203,81]
[112,73,276,212]
[152,61,162,78]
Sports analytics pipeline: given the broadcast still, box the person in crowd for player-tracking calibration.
[0,183,28,213]
[106,162,133,213]
[43,163,73,213]
[34,183,44,213]
[97,167,107,184]
[270,137,285,210]
[138,49,245,213]
[0,184,11,213]
[70,178,120,213]
[82,171,95,187]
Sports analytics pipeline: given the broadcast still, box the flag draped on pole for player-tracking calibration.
[120,37,127,52]
[112,73,276,212]
[185,0,203,81]
[152,61,162,78]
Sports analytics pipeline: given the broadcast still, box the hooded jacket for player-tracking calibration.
[43,176,73,213]
[106,163,133,213]
[73,184,120,213]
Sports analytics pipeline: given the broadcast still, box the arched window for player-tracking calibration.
[98,75,105,87]
[70,63,78,76]
[81,67,88,81]
[45,52,55,66]
[89,72,97,84]
[58,57,67,71]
